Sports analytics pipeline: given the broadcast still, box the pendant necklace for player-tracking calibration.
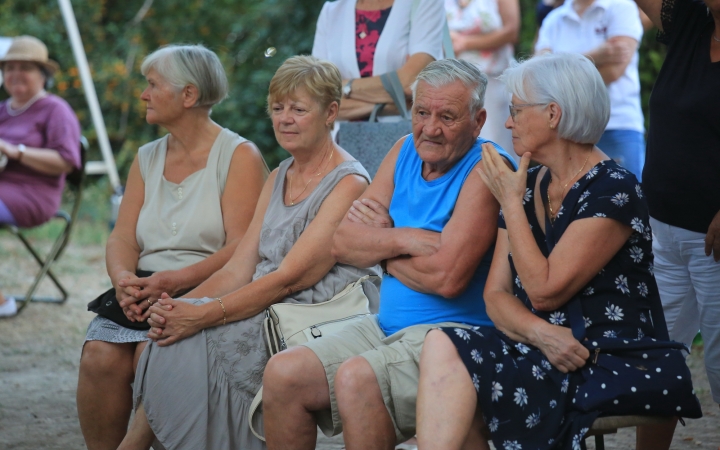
[288,145,334,206]
[547,150,592,222]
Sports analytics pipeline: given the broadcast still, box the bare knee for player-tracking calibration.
[421,329,462,368]
[335,356,378,401]
[80,341,135,382]
[264,347,328,408]
[423,329,455,356]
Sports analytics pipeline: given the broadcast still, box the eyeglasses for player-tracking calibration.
[508,103,547,120]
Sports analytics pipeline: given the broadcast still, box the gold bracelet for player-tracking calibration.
[215,297,226,326]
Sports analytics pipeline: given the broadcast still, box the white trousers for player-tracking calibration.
[651,217,720,403]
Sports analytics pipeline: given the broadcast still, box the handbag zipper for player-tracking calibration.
[306,314,368,340]
[309,314,367,330]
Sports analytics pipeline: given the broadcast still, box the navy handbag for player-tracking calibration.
[567,300,703,418]
[539,184,702,420]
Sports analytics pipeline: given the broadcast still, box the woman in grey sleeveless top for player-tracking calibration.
[117,56,381,450]
[77,45,268,450]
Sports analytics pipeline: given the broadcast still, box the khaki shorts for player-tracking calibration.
[301,315,469,442]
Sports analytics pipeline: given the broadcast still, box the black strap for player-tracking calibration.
[566,298,587,342]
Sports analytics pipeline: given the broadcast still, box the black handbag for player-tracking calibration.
[87,270,154,331]
[567,300,703,418]
[540,194,702,420]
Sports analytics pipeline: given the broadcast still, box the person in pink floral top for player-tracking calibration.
[0,36,80,317]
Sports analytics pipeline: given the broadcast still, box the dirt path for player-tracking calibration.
[0,238,718,449]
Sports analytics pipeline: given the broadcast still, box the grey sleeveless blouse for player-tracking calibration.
[132,158,381,450]
[252,158,381,305]
[135,128,247,271]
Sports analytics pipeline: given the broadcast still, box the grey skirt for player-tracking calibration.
[133,297,268,450]
[85,316,149,343]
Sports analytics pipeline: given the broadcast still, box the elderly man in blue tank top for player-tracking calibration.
[263,59,517,450]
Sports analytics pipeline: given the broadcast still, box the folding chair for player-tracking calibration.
[2,137,88,313]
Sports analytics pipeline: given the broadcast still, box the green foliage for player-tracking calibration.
[0,0,324,181]
[1,0,665,193]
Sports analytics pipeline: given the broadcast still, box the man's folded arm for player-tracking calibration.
[387,163,500,298]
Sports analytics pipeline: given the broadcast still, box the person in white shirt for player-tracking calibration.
[446,0,520,158]
[536,0,646,180]
[312,0,445,122]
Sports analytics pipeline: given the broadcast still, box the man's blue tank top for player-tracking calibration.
[378,136,517,335]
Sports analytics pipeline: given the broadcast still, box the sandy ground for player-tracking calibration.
[0,237,718,449]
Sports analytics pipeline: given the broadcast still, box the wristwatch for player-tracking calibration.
[16,144,26,161]
[342,79,354,98]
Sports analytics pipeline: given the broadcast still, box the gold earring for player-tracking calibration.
[550,124,555,129]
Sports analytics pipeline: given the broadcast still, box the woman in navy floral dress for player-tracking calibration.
[415,53,694,450]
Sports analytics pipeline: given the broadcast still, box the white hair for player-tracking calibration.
[499,53,610,144]
[141,44,228,107]
[411,59,488,114]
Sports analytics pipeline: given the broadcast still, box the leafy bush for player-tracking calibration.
[2,0,664,186]
[1,0,323,180]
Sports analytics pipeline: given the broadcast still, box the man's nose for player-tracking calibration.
[423,115,442,137]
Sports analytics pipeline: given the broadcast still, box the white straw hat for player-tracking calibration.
[0,36,59,75]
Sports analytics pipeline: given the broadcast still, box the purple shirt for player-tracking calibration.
[0,94,81,227]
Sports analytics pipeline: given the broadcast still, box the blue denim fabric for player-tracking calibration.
[597,129,646,181]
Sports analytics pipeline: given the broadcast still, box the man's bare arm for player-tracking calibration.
[386,162,500,298]
[333,138,439,267]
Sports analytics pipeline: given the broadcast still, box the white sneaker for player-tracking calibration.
[0,297,18,317]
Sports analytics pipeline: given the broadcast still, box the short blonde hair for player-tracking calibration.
[141,44,228,107]
[266,55,342,116]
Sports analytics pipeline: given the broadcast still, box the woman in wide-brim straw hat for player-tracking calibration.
[0,35,81,317]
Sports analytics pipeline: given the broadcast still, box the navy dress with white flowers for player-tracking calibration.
[442,160,662,450]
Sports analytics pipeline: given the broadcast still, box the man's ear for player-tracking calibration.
[474,107,487,137]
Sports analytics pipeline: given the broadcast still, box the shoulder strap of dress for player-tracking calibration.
[213,129,249,195]
[269,158,294,204]
[302,160,371,220]
[137,135,169,183]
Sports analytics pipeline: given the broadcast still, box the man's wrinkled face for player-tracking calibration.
[412,80,484,168]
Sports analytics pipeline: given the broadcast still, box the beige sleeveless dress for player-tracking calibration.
[133,159,381,450]
[85,128,247,343]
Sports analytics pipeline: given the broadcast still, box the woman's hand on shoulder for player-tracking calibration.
[476,143,529,208]
[530,322,590,373]
[146,294,206,346]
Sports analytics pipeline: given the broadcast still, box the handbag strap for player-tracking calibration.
[380,72,410,120]
[249,386,266,441]
[566,298,587,342]
[368,103,386,123]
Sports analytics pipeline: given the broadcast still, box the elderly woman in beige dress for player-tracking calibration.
[77,45,268,450]
[117,55,381,450]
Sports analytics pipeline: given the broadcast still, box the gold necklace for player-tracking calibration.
[547,150,592,222]
[288,145,334,205]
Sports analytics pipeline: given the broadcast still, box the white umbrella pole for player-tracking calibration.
[57,0,121,191]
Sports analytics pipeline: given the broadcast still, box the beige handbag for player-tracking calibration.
[249,275,380,440]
